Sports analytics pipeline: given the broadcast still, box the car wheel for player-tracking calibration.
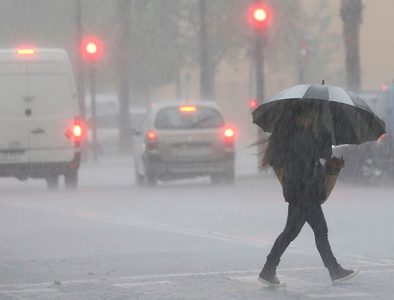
[46,176,59,191]
[210,174,221,185]
[144,158,157,186]
[135,170,145,186]
[65,169,78,190]
[222,169,235,185]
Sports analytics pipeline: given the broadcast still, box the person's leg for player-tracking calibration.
[260,203,306,280]
[306,205,339,269]
[306,205,356,282]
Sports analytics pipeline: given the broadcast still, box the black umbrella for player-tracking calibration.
[252,83,385,145]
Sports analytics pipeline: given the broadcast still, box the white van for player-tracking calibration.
[0,48,85,189]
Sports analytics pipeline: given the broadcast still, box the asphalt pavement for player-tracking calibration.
[0,149,393,299]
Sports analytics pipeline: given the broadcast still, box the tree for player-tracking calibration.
[117,0,132,152]
[198,0,214,100]
[341,0,363,92]
[127,0,188,102]
[296,0,343,85]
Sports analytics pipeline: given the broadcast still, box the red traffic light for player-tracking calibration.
[253,8,267,22]
[247,3,272,29]
[81,37,103,61]
[248,98,258,110]
[86,42,97,55]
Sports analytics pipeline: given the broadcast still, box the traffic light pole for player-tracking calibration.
[247,0,270,170]
[254,31,265,170]
[75,0,85,118]
[89,63,98,162]
[254,33,264,105]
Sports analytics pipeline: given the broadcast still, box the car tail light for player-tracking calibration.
[66,118,86,146]
[378,133,389,143]
[224,128,234,138]
[223,127,235,147]
[146,130,158,150]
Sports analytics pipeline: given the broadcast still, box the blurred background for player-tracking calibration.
[0,0,390,153]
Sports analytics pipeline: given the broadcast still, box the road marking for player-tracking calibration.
[0,288,56,294]
[113,280,172,288]
[307,292,370,298]
[4,202,394,267]
[0,264,391,291]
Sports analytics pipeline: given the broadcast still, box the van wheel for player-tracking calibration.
[65,170,78,190]
[210,174,221,185]
[222,170,235,185]
[46,176,59,191]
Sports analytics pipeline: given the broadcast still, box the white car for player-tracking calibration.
[133,102,235,186]
[0,48,84,189]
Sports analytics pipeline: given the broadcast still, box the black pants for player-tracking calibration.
[265,203,339,271]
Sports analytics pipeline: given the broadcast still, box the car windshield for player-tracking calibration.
[154,106,224,129]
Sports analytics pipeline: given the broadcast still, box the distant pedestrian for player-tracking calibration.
[259,104,358,287]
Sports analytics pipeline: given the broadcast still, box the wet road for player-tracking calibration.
[0,158,393,299]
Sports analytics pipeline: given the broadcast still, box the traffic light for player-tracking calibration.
[80,36,103,161]
[248,98,258,110]
[81,37,103,61]
[247,3,272,30]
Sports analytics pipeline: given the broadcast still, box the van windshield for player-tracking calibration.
[155,106,224,129]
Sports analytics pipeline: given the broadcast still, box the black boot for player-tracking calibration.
[258,265,285,287]
[329,265,359,284]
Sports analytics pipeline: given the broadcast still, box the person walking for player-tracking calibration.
[259,104,359,287]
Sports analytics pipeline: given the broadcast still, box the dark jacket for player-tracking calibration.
[282,126,332,206]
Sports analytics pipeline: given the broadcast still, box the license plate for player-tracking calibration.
[0,151,23,161]
[175,143,210,155]
[0,142,25,162]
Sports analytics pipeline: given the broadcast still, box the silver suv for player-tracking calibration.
[133,102,235,185]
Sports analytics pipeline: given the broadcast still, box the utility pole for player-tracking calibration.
[199,0,214,101]
[75,0,85,118]
[117,0,132,152]
[341,0,363,92]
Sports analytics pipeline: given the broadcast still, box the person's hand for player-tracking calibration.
[326,156,345,175]
[327,156,345,169]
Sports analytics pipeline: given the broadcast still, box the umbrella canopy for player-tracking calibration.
[252,84,385,145]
